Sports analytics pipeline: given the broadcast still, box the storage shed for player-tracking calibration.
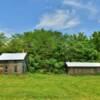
[65,62,100,75]
[0,53,28,74]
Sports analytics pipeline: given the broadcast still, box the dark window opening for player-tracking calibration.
[4,65,8,72]
[14,66,17,72]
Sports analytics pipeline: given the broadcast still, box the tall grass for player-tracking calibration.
[0,73,100,100]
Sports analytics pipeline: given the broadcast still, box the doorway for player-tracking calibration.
[0,67,3,74]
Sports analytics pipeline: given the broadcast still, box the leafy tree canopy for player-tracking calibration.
[0,29,100,73]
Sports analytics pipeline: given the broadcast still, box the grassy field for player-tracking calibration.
[0,73,100,100]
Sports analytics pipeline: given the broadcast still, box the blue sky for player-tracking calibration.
[0,0,100,36]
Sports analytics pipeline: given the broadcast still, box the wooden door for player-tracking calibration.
[0,67,3,74]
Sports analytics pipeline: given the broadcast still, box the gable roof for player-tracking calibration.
[66,62,100,67]
[0,53,27,61]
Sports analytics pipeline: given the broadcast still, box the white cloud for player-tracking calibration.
[0,28,14,37]
[36,10,80,30]
[63,0,97,15]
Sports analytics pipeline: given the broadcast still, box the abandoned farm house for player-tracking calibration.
[0,53,27,74]
[65,62,100,75]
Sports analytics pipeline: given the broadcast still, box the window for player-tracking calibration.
[4,65,8,72]
[14,66,17,72]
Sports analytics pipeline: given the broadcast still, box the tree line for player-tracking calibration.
[0,29,100,73]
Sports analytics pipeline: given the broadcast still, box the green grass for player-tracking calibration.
[0,73,100,100]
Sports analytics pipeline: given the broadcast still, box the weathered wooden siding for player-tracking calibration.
[0,61,27,74]
[68,67,100,75]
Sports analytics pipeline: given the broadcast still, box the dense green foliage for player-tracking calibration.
[0,29,100,73]
[0,74,100,100]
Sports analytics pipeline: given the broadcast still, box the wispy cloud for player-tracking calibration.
[36,10,80,30]
[0,28,14,37]
[35,0,99,32]
[63,0,97,15]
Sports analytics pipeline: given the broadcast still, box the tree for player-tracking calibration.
[91,31,100,52]
[0,33,7,53]
[2,29,100,73]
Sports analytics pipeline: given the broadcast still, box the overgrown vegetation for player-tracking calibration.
[0,29,100,73]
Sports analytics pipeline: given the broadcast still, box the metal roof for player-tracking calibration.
[66,62,100,67]
[0,53,27,61]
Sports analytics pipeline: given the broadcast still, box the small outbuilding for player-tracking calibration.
[0,53,28,74]
[65,62,100,75]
